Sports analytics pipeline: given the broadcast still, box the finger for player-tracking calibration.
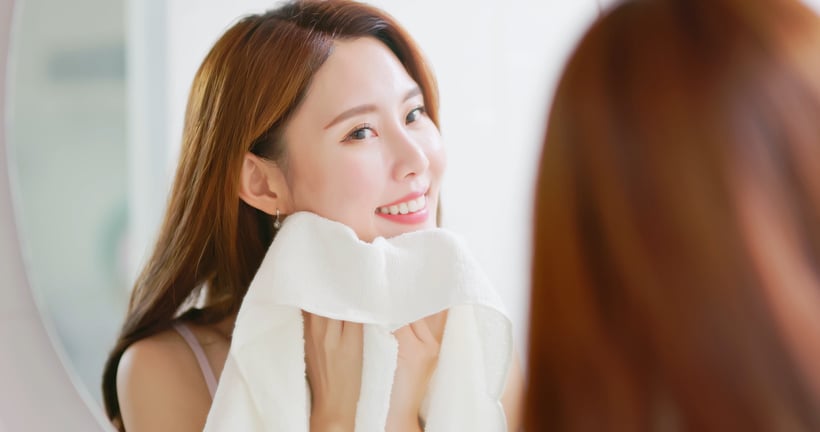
[307,313,330,342]
[303,311,314,338]
[326,317,342,340]
[341,321,363,344]
[425,310,448,343]
[409,319,436,344]
[392,325,417,344]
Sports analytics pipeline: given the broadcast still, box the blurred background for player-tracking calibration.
[9,0,819,413]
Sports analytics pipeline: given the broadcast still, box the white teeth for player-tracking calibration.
[377,194,427,216]
[416,195,426,208]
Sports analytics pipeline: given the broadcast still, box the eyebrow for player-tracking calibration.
[323,86,423,130]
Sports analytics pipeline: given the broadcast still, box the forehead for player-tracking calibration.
[298,37,419,117]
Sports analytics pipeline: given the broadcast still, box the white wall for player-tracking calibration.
[152,0,602,352]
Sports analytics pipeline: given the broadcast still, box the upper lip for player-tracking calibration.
[379,189,428,208]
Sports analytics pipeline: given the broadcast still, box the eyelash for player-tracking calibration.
[342,105,427,142]
[343,123,375,142]
[406,105,426,123]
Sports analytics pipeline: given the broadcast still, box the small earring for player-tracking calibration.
[273,208,281,230]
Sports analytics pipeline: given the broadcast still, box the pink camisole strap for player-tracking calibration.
[172,322,218,399]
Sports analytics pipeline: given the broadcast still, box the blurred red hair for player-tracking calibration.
[527,0,820,430]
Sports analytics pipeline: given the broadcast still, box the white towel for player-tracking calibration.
[203,212,513,431]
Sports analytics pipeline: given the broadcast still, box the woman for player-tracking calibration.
[527,0,820,430]
[102,1,522,431]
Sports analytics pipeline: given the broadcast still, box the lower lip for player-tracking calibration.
[375,206,430,225]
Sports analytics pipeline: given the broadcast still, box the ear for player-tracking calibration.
[238,153,292,216]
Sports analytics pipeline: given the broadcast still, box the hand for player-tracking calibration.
[303,312,363,431]
[386,311,448,432]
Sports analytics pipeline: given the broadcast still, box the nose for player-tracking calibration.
[390,129,430,181]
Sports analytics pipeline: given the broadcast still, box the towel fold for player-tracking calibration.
[204,212,512,431]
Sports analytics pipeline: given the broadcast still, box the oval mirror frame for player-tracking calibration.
[0,0,112,429]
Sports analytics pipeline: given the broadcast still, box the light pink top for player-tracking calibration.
[173,322,217,399]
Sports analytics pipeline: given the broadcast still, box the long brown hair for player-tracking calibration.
[102,1,439,428]
[527,0,820,430]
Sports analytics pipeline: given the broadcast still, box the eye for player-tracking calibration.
[344,124,376,142]
[406,106,426,124]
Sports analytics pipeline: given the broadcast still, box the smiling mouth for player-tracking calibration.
[376,194,427,215]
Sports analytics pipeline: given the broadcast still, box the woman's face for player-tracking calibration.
[280,37,445,242]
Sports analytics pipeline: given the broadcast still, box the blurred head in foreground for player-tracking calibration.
[527,0,820,430]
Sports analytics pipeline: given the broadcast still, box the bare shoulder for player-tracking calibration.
[116,328,212,432]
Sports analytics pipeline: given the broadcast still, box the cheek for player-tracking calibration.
[424,129,447,179]
[290,149,384,215]
[431,143,447,179]
[333,160,382,203]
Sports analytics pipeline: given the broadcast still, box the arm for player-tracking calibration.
[501,350,525,432]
